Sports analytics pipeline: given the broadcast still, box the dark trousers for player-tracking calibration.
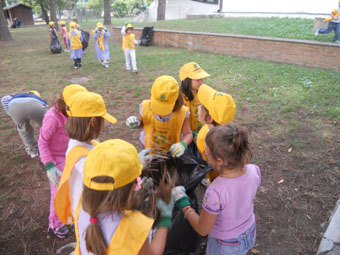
[73,58,82,67]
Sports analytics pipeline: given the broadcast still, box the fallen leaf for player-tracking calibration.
[250,247,260,254]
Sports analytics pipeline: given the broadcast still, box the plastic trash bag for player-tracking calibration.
[142,151,212,254]
[50,33,62,54]
[139,26,154,47]
[80,30,90,50]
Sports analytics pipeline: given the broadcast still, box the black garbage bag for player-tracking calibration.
[142,151,212,255]
[80,30,90,51]
[50,33,62,54]
[139,26,154,46]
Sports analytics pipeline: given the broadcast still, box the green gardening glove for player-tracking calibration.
[169,141,187,158]
[156,197,174,228]
[44,162,62,187]
[172,186,191,210]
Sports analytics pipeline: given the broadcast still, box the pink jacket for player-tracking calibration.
[38,105,69,171]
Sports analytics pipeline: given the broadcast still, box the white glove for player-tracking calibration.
[103,27,108,32]
[136,40,141,44]
[126,116,140,129]
[171,186,187,202]
[44,163,62,187]
[138,148,152,168]
[169,141,187,157]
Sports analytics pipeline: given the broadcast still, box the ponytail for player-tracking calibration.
[85,215,106,255]
[181,78,194,101]
[205,124,252,169]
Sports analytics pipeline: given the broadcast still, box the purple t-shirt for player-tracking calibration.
[202,164,261,240]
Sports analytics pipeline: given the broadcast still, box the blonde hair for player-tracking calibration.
[82,176,135,255]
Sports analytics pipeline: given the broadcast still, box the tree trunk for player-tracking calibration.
[39,0,49,24]
[50,0,58,30]
[218,0,223,12]
[0,4,12,41]
[104,0,111,25]
[157,0,166,21]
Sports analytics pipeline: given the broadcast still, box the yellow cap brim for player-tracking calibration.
[103,113,117,124]
[189,70,210,80]
[197,84,215,108]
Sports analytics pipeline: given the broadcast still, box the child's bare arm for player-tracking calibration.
[181,118,193,146]
[139,227,168,255]
[185,208,217,236]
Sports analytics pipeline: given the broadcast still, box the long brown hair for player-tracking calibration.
[54,94,67,116]
[82,176,135,255]
[205,124,252,170]
[172,91,184,112]
[66,116,103,142]
[181,78,194,101]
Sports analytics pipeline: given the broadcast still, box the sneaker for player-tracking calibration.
[315,29,320,36]
[334,40,340,44]
[105,64,109,68]
[201,177,211,188]
[64,49,69,52]
[29,152,39,158]
[74,65,78,69]
[133,70,138,73]
[78,63,82,68]
[50,225,69,239]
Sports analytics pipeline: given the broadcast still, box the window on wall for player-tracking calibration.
[191,0,218,4]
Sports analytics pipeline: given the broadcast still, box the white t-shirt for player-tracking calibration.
[66,139,95,218]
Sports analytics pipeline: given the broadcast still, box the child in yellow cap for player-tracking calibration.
[74,139,173,255]
[67,22,84,69]
[54,91,116,226]
[93,22,111,68]
[38,84,87,238]
[196,84,236,186]
[121,23,141,73]
[126,75,193,157]
[1,91,48,158]
[179,62,210,133]
[49,21,62,54]
[58,21,69,52]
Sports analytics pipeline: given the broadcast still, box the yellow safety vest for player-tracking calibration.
[68,31,82,50]
[196,124,219,180]
[122,33,135,51]
[183,93,202,133]
[97,30,105,50]
[142,100,188,154]
[54,141,98,225]
[74,200,154,255]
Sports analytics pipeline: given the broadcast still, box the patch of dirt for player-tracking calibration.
[0,102,339,254]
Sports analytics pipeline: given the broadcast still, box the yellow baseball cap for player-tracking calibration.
[96,22,104,28]
[48,21,55,27]
[198,84,236,125]
[28,90,41,97]
[150,75,179,116]
[126,24,134,29]
[66,91,117,124]
[179,62,210,82]
[62,84,88,104]
[69,21,76,30]
[83,139,142,191]
[59,21,66,25]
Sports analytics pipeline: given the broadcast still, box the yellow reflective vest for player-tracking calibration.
[74,201,154,255]
[68,31,82,50]
[122,33,135,51]
[142,100,188,154]
[183,93,202,133]
[54,141,98,224]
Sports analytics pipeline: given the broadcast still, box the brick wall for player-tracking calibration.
[113,27,340,71]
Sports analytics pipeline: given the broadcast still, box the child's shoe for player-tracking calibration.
[105,64,109,68]
[315,29,320,36]
[74,65,78,69]
[50,225,69,239]
[64,48,70,52]
[133,70,138,73]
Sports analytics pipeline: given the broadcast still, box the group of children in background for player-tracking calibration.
[2,58,261,254]
[48,21,139,71]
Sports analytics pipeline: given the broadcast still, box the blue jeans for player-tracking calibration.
[319,21,340,41]
[206,222,256,255]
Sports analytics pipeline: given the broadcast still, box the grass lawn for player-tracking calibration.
[0,22,339,254]
[128,16,337,42]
